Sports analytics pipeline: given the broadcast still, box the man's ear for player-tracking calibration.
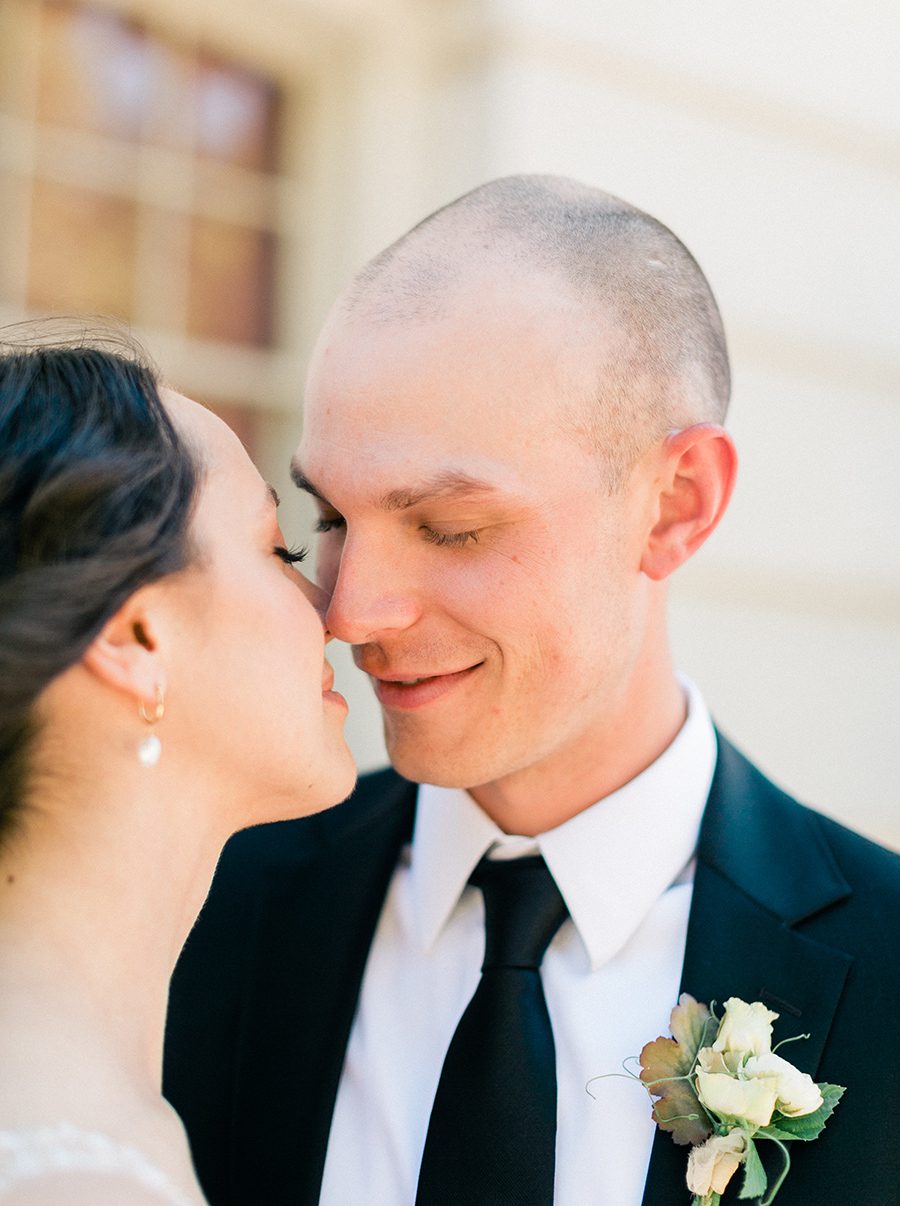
[81,591,167,708]
[640,424,737,582]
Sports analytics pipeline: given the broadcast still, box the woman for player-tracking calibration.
[0,339,356,1203]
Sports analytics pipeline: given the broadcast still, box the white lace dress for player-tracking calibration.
[0,1122,197,1203]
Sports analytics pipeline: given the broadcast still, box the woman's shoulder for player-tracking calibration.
[0,1123,204,1205]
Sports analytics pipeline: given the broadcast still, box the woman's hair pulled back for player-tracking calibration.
[0,334,201,841]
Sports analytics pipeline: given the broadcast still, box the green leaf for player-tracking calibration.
[639,995,715,1146]
[738,1139,768,1200]
[763,1084,845,1142]
[754,1123,801,1142]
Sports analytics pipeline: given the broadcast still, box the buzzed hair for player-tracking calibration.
[344,175,730,488]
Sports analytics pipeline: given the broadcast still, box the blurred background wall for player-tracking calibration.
[2,0,897,847]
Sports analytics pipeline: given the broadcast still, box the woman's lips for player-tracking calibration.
[322,662,348,711]
[371,664,482,710]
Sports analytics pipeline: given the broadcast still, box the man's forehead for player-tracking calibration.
[313,268,596,373]
[298,269,620,498]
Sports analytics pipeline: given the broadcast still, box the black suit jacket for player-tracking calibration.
[164,734,900,1205]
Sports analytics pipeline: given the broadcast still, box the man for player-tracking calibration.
[165,177,899,1205]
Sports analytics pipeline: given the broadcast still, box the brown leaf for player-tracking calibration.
[670,993,717,1057]
[639,994,715,1146]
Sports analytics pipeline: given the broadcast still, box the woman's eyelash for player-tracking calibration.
[274,544,309,565]
[421,526,479,548]
[315,516,345,534]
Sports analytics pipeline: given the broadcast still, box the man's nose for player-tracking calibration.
[296,572,331,631]
[323,534,421,645]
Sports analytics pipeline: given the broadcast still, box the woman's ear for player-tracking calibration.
[81,591,167,708]
[640,424,738,582]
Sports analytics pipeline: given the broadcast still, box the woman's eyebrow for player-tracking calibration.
[260,483,281,517]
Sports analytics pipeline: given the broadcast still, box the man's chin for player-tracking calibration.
[384,733,493,791]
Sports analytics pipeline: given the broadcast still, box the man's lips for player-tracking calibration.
[368,663,483,710]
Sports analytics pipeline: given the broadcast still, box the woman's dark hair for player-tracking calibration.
[0,336,201,840]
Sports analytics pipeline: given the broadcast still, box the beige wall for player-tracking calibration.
[481,2,900,849]
[13,0,896,845]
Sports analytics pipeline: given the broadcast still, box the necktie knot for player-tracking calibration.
[470,854,569,971]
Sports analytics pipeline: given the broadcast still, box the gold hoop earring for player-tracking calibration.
[137,685,165,767]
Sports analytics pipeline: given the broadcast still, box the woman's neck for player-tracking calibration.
[0,766,227,1102]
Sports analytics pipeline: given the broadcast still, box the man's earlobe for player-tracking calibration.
[640,425,737,582]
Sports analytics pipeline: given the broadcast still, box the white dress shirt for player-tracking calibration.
[319,678,716,1205]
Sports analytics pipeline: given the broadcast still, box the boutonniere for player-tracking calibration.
[616,994,844,1205]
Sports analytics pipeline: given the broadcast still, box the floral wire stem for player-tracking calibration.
[584,1065,644,1098]
[585,1054,667,1098]
[759,1137,791,1206]
[641,1073,700,1088]
[772,1032,811,1053]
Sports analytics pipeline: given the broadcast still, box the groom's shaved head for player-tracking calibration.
[300,177,739,795]
[341,175,730,486]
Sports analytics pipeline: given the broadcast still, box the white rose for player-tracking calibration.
[713,997,779,1058]
[696,1068,779,1128]
[686,1130,748,1196]
[744,1052,824,1117]
[697,1047,729,1075]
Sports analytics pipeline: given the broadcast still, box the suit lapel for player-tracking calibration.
[641,735,853,1206]
[229,773,416,1206]
[223,739,855,1206]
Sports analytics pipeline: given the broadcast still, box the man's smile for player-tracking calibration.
[366,663,485,710]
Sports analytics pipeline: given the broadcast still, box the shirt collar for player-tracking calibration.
[410,676,717,971]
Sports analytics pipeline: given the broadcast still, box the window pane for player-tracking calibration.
[201,402,259,460]
[28,178,137,316]
[194,54,280,172]
[187,216,275,346]
[37,0,150,140]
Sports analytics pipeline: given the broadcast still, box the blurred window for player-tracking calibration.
[0,0,285,459]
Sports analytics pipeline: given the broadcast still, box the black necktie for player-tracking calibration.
[415,854,569,1206]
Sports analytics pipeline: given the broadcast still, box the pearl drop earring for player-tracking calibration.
[138,686,165,767]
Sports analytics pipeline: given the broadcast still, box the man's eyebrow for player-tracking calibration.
[290,464,500,511]
[378,472,501,511]
[290,464,326,502]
